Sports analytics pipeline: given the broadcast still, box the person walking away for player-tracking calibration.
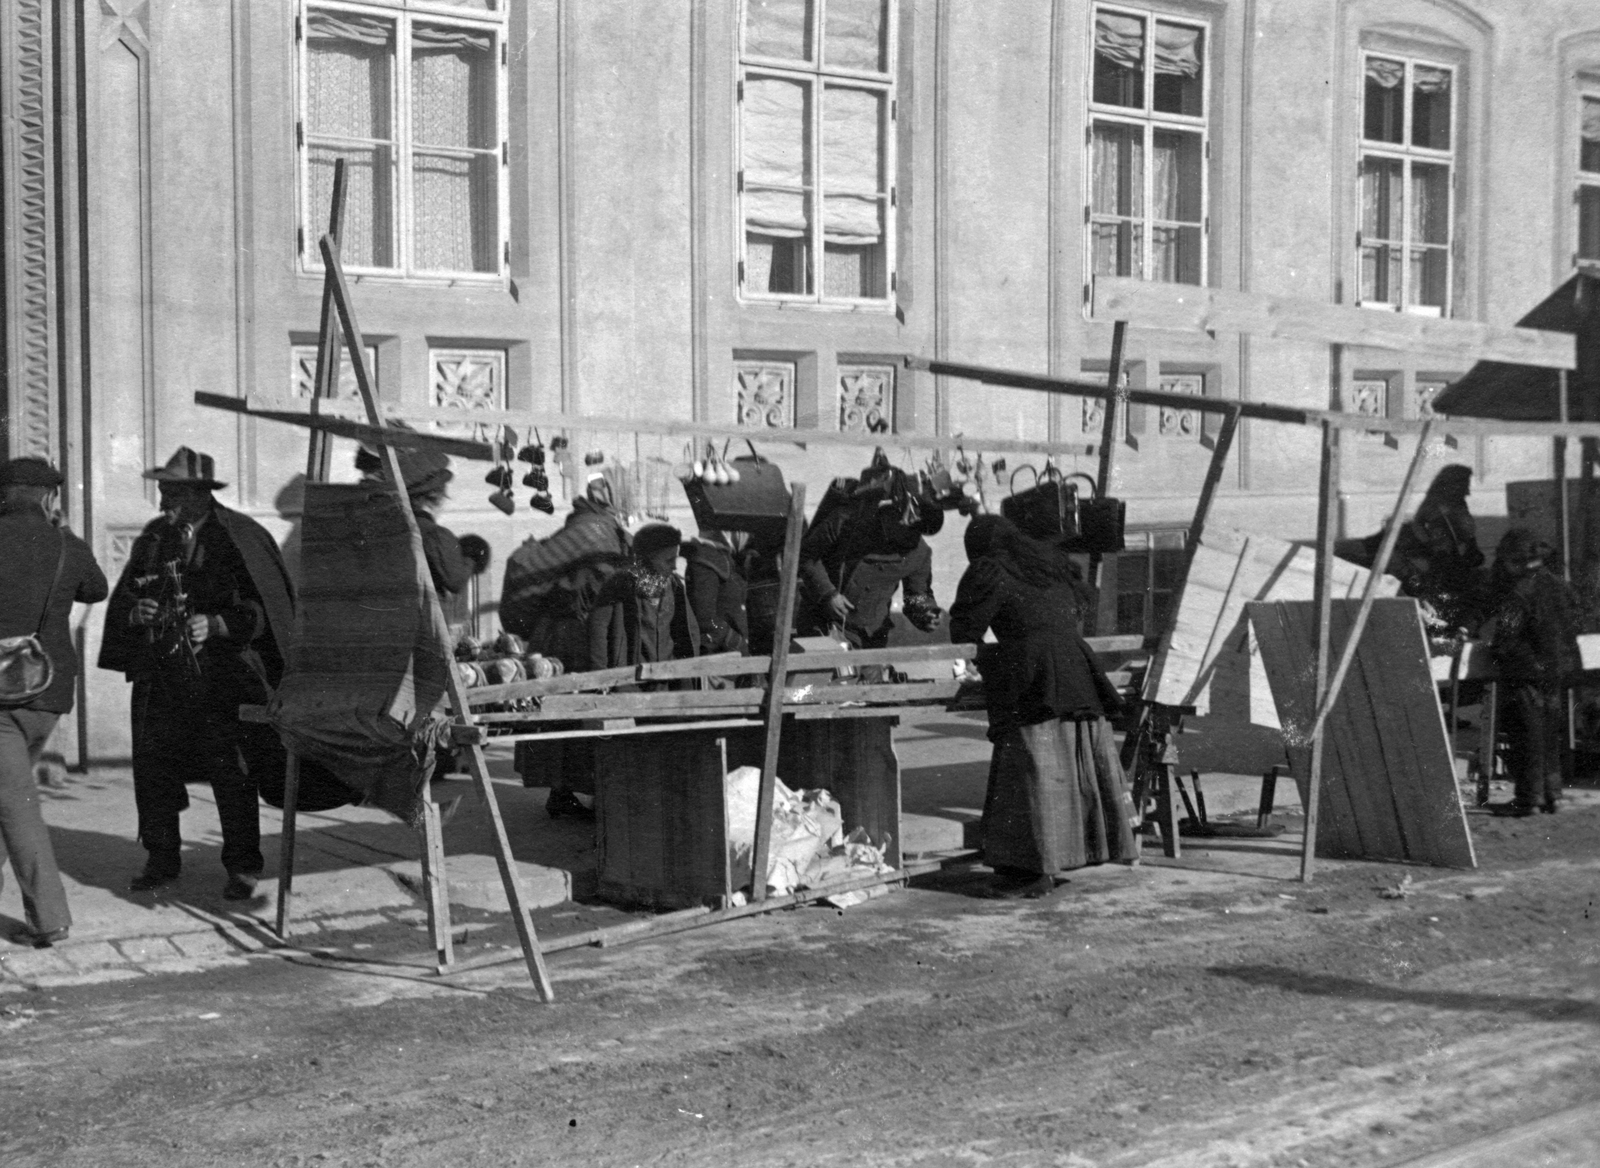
[1487,529,1581,817]
[950,515,1135,898]
[98,447,296,899]
[0,458,107,946]
[589,524,699,670]
[499,475,630,818]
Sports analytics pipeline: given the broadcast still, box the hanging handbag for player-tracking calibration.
[0,531,66,706]
[1001,464,1080,541]
[1062,473,1126,554]
[680,440,790,539]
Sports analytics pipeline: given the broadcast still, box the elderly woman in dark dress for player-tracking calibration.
[950,515,1136,897]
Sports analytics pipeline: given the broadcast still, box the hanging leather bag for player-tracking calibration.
[680,440,790,539]
[1062,473,1127,554]
[0,531,66,706]
[1001,464,1080,541]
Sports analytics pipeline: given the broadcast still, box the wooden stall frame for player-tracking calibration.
[909,273,1582,880]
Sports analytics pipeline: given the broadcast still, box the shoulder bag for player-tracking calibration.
[0,530,66,706]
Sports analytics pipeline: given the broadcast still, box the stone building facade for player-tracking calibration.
[2,0,1597,755]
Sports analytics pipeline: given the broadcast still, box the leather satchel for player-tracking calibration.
[0,531,66,707]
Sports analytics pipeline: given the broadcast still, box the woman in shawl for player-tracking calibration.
[950,515,1136,897]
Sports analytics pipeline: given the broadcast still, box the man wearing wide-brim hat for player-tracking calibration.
[98,447,295,899]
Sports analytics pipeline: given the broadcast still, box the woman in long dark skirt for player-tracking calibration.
[950,515,1136,897]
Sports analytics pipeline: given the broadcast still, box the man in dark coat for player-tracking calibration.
[0,458,107,946]
[99,447,296,898]
[1487,529,1582,817]
[799,467,945,650]
[499,476,630,818]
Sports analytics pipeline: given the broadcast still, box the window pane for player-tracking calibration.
[1091,122,1143,217]
[746,232,811,294]
[1410,162,1449,245]
[824,232,885,297]
[1582,98,1600,173]
[824,0,888,72]
[310,143,394,267]
[1363,57,1403,143]
[1152,22,1203,116]
[1581,185,1600,262]
[1151,222,1201,284]
[1093,11,1144,108]
[306,12,394,140]
[746,0,813,61]
[1152,129,1201,222]
[1411,65,1451,149]
[822,84,884,276]
[1409,247,1448,310]
[413,151,498,272]
[411,24,496,150]
[1360,155,1403,242]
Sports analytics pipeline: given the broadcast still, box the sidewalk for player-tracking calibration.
[0,712,1288,990]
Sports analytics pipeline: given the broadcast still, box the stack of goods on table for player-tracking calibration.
[453,631,564,688]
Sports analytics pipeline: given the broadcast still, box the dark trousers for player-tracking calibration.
[131,676,266,876]
[0,709,71,933]
[1504,683,1564,810]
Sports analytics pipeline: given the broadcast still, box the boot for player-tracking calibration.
[132,820,182,891]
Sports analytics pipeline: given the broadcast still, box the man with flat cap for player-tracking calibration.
[0,458,107,946]
[99,447,295,898]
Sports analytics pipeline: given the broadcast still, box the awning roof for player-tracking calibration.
[1433,275,1595,420]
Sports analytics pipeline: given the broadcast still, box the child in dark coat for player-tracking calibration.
[589,524,699,670]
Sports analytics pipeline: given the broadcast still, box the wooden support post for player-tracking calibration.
[1307,420,1435,741]
[274,751,300,939]
[1183,405,1241,560]
[1301,416,1341,883]
[320,234,554,1000]
[305,158,348,483]
[748,485,808,903]
[1087,321,1128,607]
[419,798,455,972]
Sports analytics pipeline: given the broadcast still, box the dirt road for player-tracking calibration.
[2,807,1597,1168]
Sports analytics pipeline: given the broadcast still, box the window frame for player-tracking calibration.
[1577,90,1600,266]
[1355,51,1457,316]
[1085,2,1212,290]
[296,0,510,284]
[735,0,900,309]
[1109,527,1189,639]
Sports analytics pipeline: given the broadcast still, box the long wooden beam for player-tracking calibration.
[223,394,1097,459]
[196,392,496,460]
[907,355,1600,441]
[1092,276,1575,370]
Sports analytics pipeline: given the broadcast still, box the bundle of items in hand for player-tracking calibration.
[453,631,564,689]
[723,766,894,899]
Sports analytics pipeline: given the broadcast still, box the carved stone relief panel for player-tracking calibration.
[838,364,894,434]
[1156,374,1203,439]
[735,361,795,429]
[291,344,375,401]
[431,349,506,438]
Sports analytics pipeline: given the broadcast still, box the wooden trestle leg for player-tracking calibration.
[275,751,300,940]
[419,796,455,972]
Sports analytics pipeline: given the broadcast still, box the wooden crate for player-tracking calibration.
[593,718,903,910]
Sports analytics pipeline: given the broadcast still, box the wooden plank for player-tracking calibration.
[195,392,495,460]
[750,486,808,904]
[907,356,1600,441]
[235,393,1097,459]
[321,235,555,1001]
[1092,276,1576,369]
[274,751,301,940]
[1303,417,1341,882]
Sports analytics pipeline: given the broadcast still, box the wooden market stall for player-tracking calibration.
[909,274,1589,880]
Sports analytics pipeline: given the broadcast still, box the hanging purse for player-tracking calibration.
[1001,464,1080,541]
[1062,473,1127,554]
[0,531,66,706]
[680,439,790,539]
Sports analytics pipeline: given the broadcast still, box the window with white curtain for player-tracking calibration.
[1579,95,1600,264]
[298,1,507,279]
[1087,5,1208,287]
[1358,54,1455,315]
[738,0,897,304]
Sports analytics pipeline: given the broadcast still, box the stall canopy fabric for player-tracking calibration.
[1431,274,1597,421]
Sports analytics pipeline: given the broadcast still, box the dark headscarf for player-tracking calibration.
[1423,465,1473,505]
[967,515,1076,590]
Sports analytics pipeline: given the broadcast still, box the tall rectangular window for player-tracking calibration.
[1579,95,1600,264]
[739,0,897,304]
[298,1,507,279]
[1358,54,1454,315]
[1088,5,1208,287]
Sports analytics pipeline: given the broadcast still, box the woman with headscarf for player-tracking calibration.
[950,515,1136,898]
[681,526,785,656]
